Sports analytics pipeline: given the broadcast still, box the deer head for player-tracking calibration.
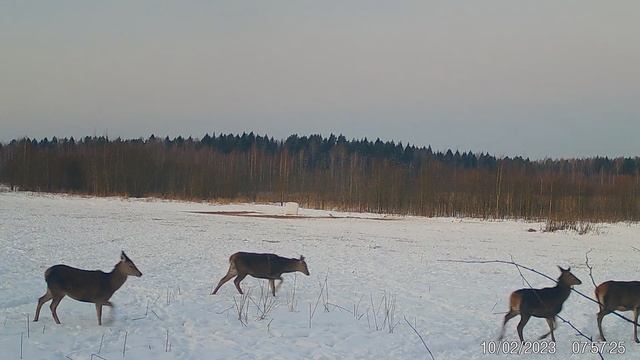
[120,251,143,277]
[557,266,581,286]
[298,255,310,276]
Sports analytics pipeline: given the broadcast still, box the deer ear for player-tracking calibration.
[121,251,127,261]
[557,265,564,272]
[567,267,571,271]
[300,255,305,261]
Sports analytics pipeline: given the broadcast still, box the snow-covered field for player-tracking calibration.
[1,191,639,359]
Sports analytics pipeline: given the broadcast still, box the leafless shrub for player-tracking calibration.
[98,332,105,354]
[381,293,399,333]
[369,294,379,330]
[576,221,599,235]
[122,330,128,359]
[233,290,251,326]
[308,273,329,328]
[366,292,400,333]
[353,295,365,320]
[321,274,329,312]
[250,282,278,320]
[267,319,274,337]
[542,219,599,235]
[287,274,298,312]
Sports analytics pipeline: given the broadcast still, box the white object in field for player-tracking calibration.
[283,202,299,216]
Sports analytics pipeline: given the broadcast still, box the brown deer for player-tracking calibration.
[595,280,640,343]
[498,266,582,342]
[33,251,142,325]
[211,252,310,296]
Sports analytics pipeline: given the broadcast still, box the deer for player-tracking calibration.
[33,251,142,325]
[498,266,582,342]
[211,252,310,296]
[595,280,640,343]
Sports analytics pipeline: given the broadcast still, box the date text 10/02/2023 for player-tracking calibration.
[481,341,626,355]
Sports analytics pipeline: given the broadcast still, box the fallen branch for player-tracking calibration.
[437,258,637,325]
[327,302,354,314]
[508,256,603,360]
[557,315,604,360]
[403,315,435,360]
[216,305,234,315]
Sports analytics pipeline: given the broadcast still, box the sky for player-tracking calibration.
[1,1,639,159]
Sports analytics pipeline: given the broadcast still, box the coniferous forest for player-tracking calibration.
[0,133,638,222]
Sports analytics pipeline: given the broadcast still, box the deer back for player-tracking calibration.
[232,252,302,278]
[44,252,141,303]
[597,281,640,311]
[515,285,571,316]
[513,266,581,317]
[45,265,123,302]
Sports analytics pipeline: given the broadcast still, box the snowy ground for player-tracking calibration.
[1,191,639,359]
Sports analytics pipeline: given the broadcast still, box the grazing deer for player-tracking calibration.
[595,280,640,343]
[498,266,582,342]
[211,252,310,296]
[33,251,142,325]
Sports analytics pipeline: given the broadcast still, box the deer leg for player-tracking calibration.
[516,314,530,343]
[538,317,557,340]
[34,289,53,322]
[233,273,247,294]
[498,310,518,340]
[275,278,284,293]
[633,307,639,343]
[597,308,611,342]
[104,301,113,307]
[212,270,237,295]
[539,317,556,342]
[269,279,276,296]
[50,295,65,325]
[95,304,103,326]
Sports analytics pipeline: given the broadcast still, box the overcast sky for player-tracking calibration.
[1,1,638,159]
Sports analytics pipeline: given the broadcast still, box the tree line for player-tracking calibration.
[0,133,638,221]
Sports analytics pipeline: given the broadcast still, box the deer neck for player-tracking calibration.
[108,264,129,294]
[554,280,572,301]
[281,258,300,274]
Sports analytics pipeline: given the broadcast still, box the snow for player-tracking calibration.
[1,191,640,359]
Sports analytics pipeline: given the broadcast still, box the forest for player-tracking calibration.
[0,133,638,222]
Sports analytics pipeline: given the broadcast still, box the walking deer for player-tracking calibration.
[595,280,640,342]
[33,251,142,325]
[498,266,582,342]
[211,252,310,296]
